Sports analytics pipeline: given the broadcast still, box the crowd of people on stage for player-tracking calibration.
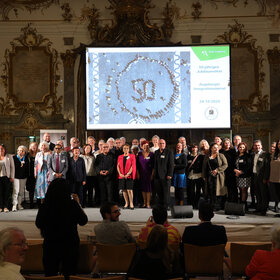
[0,132,280,216]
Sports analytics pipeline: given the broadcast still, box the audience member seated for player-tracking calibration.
[246,225,280,280]
[137,204,181,245]
[94,201,135,244]
[35,178,88,279]
[0,227,28,280]
[128,225,183,280]
[182,200,227,246]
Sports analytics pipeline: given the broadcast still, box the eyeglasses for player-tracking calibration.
[111,209,121,214]
[11,242,28,248]
[55,147,61,150]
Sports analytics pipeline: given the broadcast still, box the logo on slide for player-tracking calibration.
[205,107,218,120]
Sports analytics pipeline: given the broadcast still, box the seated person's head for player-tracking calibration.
[271,225,280,249]
[146,225,168,253]
[0,227,28,266]
[198,200,214,222]
[100,202,120,222]
[152,205,167,225]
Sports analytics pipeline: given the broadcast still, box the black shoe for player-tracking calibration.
[123,206,129,209]
[130,207,135,210]
[274,214,280,218]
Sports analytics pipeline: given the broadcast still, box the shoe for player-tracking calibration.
[274,214,280,218]
[123,206,129,209]
[4,208,9,213]
[18,205,24,210]
[0,208,2,213]
[12,206,17,212]
[147,206,151,209]
[130,207,134,210]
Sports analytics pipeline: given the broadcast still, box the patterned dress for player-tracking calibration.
[34,152,49,199]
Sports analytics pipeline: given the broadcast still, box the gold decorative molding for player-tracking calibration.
[207,0,243,8]
[79,0,179,46]
[80,3,100,41]
[214,20,267,112]
[61,50,77,68]
[0,0,59,20]
[61,2,73,22]
[267,46,280,64]
[0,23,62,116]
[191,2,202,20]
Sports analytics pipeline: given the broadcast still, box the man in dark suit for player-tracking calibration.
[95,143,115,204]
[47,144,68,182]
[182,200,227,246]
[43,132,55,151]
[153,139,174,208]
[251,140,271,215]
[68,147,86,205]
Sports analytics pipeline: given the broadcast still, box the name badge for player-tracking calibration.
[146,157,150,160]
[61,160,65,163]
[239,159,244,163]
[161,155,165,159]
[21,161,25,164]
[127,156,130,159]
[258,158,263,162]
[176,156,180,160]
[188,160,192,163]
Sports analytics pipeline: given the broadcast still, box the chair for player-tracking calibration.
[70,276,124,280]
[184,243,225,279]
[128,278,183,280]
[21,243,44,274]
[96,243,136,274]
[230,242,272,277]
[77,241,95,274]
[24,276,65,280]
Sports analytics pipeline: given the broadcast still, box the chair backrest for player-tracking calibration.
[96,243,137,273]
[21,243,44,274]
[184,243,225,276]
[77,241,95,273]
[230,242,272,276]
[70,276,124,280]
[128,278,183,280]
[23,276,65,280]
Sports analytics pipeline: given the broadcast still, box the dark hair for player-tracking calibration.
[152,205,167,225]
[100,201,118,219]
[0,144,7,156]
[44,178,72,206]
[72,147,80,151]
[209,142,218,155]
[147,225,168,253]
[274,140,280,160]
[190,144,198,151]
[83,144,92,155]
[237,142,248,154]
[198,200,214,221]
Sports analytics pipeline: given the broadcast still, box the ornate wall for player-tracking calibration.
[0,0,279,152]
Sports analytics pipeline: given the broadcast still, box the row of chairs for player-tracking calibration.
[22,241,272,279]
[24,276,184,280]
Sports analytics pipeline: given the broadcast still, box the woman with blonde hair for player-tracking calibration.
[34,141,50,204]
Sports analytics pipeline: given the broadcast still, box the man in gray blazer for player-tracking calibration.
[47,144,68,182]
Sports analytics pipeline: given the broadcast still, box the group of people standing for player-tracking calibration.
[0,132,279,215]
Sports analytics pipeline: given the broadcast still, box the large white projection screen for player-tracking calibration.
[86,45,231,130]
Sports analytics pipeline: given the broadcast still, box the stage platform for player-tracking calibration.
[0,207,279,243]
